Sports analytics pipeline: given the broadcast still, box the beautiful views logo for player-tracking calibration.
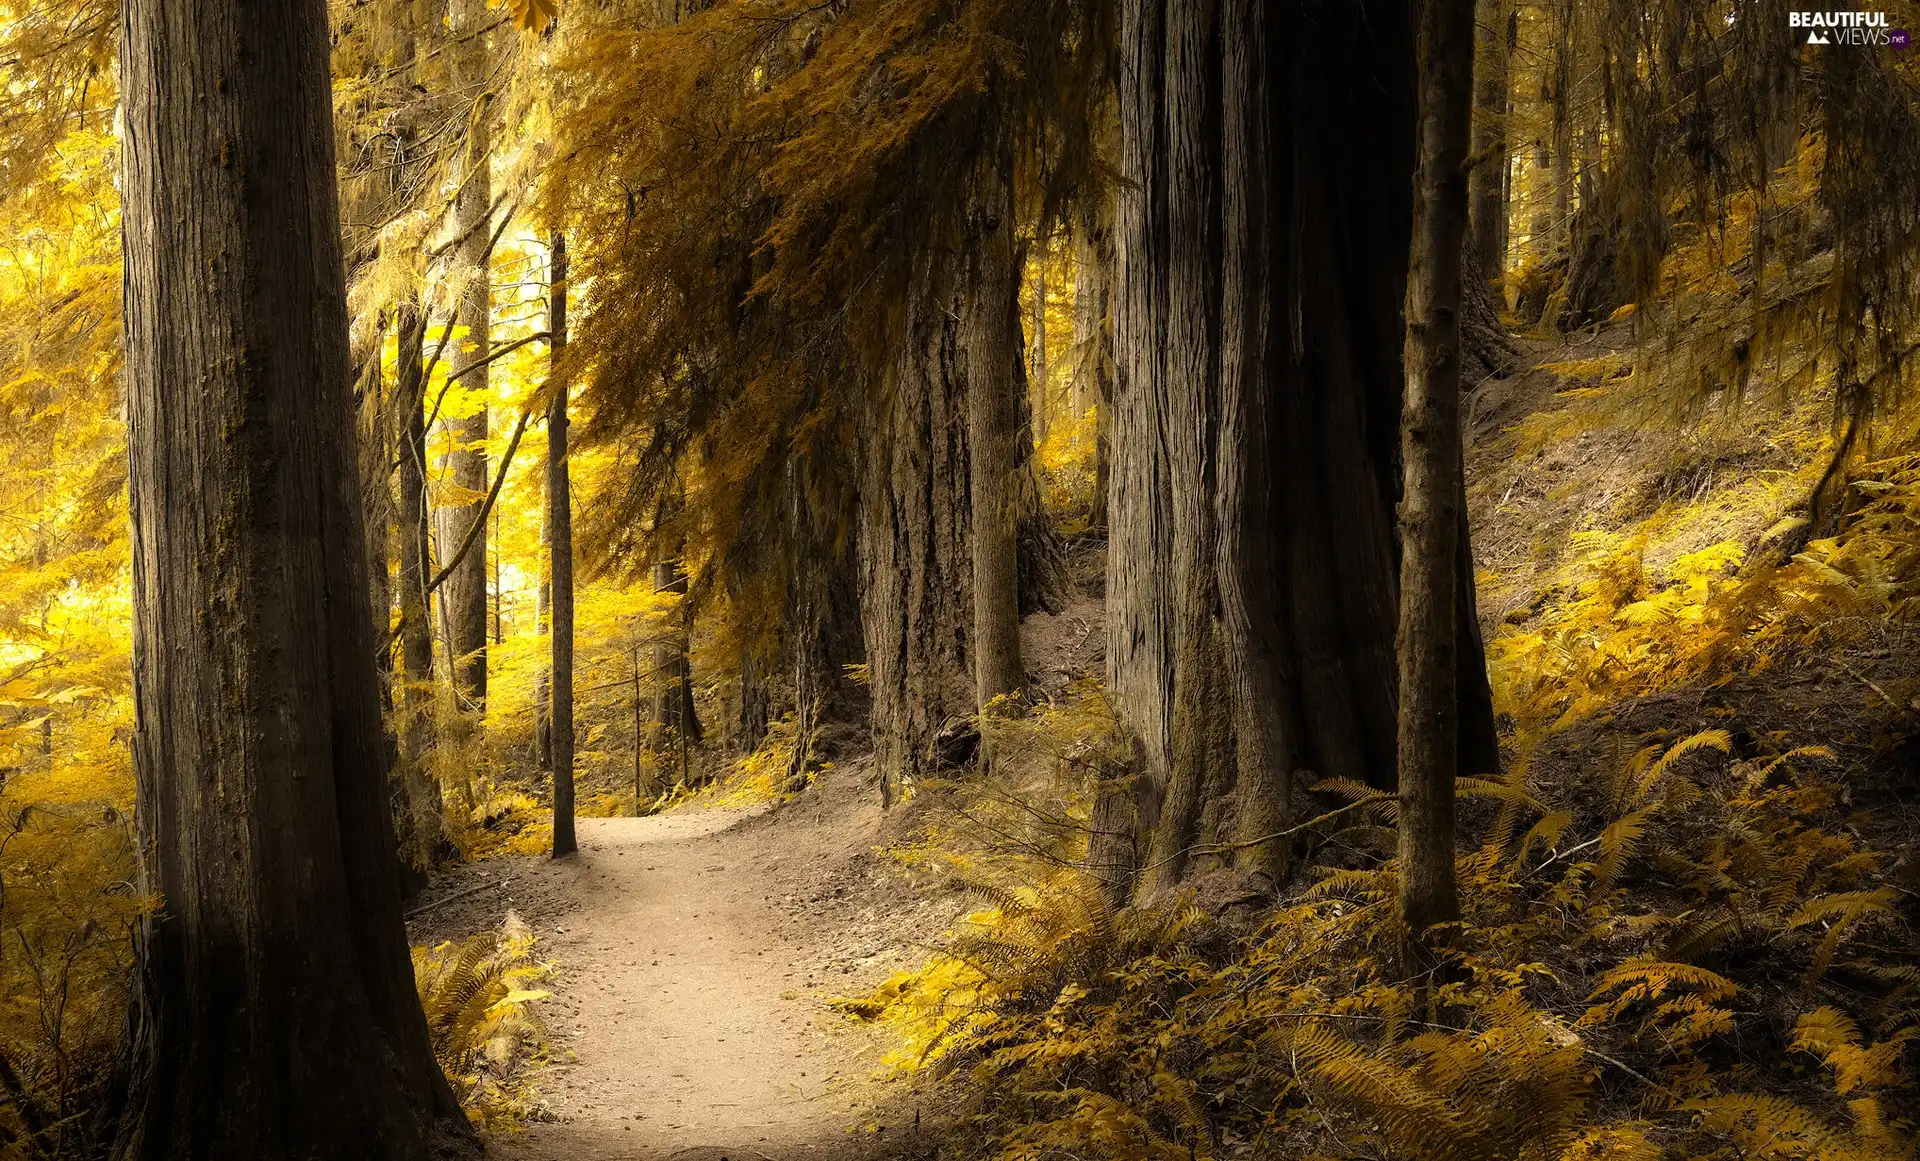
[1788,10,1902,45]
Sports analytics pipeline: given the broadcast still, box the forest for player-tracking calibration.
[2,0,1918,1158]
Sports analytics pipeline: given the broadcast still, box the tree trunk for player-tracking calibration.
[1467,0,1512,285]
[394,301,453,879]
[1073,191,1115,531]
[649,557,702,781]
[965,151,1027,712]
[357,328,394,713]
[436,0,493,716]
[1030,239,1049,447]
[1397,0,1477,949]
[1550,0,1574,251]
[1110,0,1500,902]
[534,499,551,771]
[549,236,577,859]
[115,0,467,1151]
[735,650,769,756]
[858,268,973,806]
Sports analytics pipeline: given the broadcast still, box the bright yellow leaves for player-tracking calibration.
[413,911,555,1128]
[502,0,559,33]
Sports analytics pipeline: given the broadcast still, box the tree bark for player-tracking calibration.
[394,301,453,880]
[436,0,493,715]
[1030,238,1050,447]
[357,328,394,712]
[964,151,1027,712]
[1109,0,1500,902]
[549,236,577,859]
[649,557,702,780]
[858,267,973,806]
[116,0,467,1151]
[1467,0,1513,285]
[1072,190,1115,531]
[1397,0,1478,947]
[534,499,551,771]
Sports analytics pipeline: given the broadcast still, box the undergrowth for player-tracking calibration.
[847,179,1920,1156]
[854,729,1916,1160]
[411,910,554,1131]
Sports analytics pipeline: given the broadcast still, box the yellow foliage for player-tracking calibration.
[411,911,554,1130]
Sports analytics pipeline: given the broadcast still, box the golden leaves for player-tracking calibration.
[502,0,558,33]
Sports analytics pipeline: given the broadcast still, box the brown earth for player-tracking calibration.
[408,761,969,1161]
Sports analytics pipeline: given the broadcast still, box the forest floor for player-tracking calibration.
[407,759,968,1161]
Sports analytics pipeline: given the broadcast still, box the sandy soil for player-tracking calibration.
[408,763,966,1161]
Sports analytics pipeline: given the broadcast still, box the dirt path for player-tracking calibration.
[411,766,959,1161]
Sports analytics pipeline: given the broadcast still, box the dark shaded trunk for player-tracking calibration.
[550,236,577,859]
[1030,239,1050,447]
[735,650,769,756]
[1467,0,1513,285]
[1463,249,1521,383]
[1397,0,1478,947]
[115,0,468,1152]
[1550,0,1575,252]
[1073,190,1115,532]
[858,269,974,806]
[650,557,702,786]
[357,328,394,713]
[393,301,452,879]
[1110,0,1500,902]
[436,0,493,715]
[964,152,1027,711]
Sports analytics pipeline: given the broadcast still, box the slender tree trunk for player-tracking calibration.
[115,0,466,1151]
[1397,0,1478,948]
[534,501,551,771]
[1550,0,1574,251]
[965,150,1026,712]
[358,328,394,712]
[1031,241,1049,447]
[1072,190,1115,534]
[1468,0,1512,284]
[549,236,577,859]
[437,0,493,715]
[394,301,452,878]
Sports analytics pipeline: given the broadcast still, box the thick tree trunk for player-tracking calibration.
[116,0,467,1152]
[549,236,577,859]
[436,0,493,715]
[1110,0,1499,902]
[1133,0,1233,897]
[858,268,973,806]
[965,153,1027,712]
[1397,0,1478,947]
[1468,0,1513,285]
[393,302,452,879]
